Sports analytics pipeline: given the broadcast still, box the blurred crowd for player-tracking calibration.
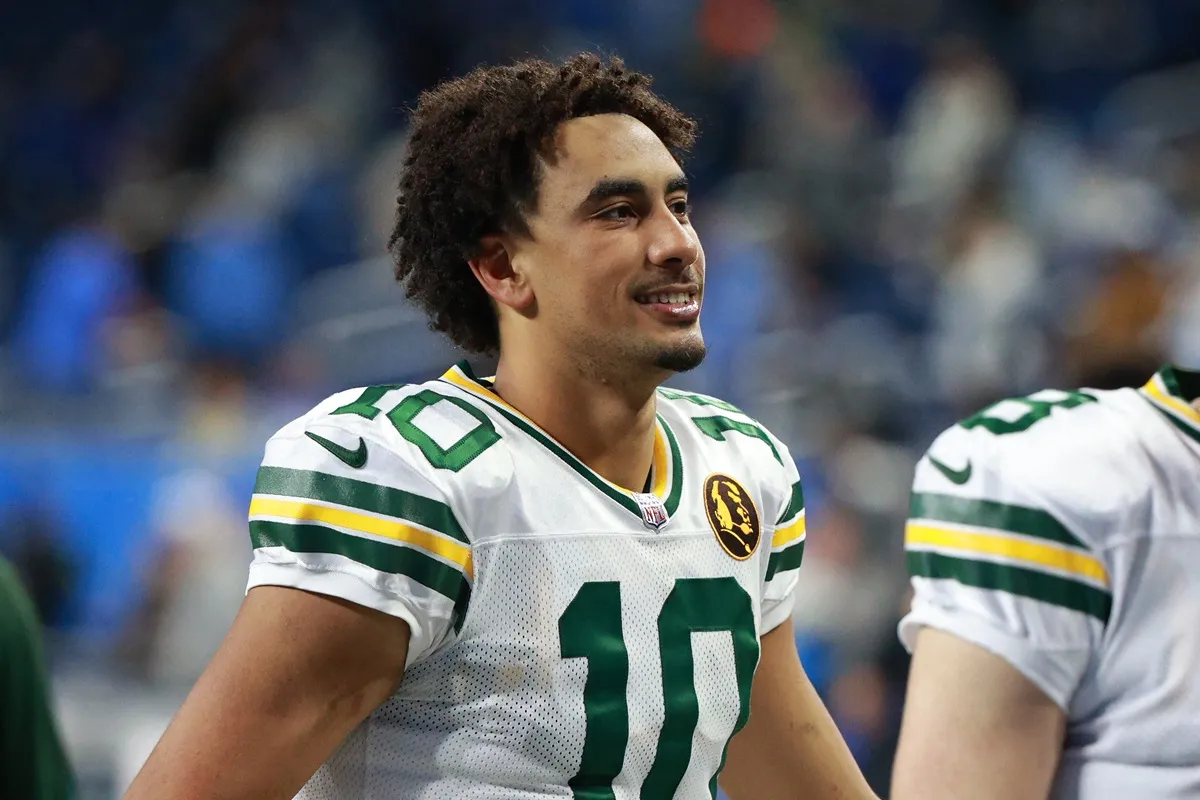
[3,0,1200,796]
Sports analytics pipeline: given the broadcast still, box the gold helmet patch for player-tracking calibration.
[703,473,761,560]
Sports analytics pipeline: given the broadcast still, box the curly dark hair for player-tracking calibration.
[388,53,697,354]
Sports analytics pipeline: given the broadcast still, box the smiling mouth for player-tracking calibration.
[634,291,698,306]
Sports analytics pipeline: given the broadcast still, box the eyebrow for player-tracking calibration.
[582,174,690,207]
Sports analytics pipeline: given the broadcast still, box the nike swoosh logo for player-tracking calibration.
[306,431,368,469]
[928,455,972,485]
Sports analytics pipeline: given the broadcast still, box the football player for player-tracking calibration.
[126,54,875,799]
[892,369,1200,798]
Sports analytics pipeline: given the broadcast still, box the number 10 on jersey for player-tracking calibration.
[558,577,759,799]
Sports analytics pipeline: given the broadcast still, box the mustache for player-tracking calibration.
[633,269,703,296]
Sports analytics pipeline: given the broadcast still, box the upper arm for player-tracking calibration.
[892,627,1065,800]
[895,400,1115,799]
[721,619,875,800]
[125,585,411,800]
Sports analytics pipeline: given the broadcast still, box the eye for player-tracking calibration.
[597,204,637,221]
[670,199,692,218]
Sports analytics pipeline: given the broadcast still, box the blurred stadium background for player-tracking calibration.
[2,0,1199,796]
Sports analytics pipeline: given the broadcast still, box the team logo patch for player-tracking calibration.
[634,492,670,530]
[703,474,761,560]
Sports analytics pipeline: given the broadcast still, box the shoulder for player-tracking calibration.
[900,388,1144,701]
[906,386,1153,630]
[657,387,801,523]
[259,377,516,538]
[656,387,791,468]
[917,387,1151,541]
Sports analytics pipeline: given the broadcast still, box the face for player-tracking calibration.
[507,114,706,376]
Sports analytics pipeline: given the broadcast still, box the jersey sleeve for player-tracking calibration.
[247,414,473,668]
[898,423,1111,710]
[761,440,806,634]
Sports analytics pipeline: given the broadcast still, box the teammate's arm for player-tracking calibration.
[891,627,1065,800]
[719,618,878,800]
[123,585,411,800]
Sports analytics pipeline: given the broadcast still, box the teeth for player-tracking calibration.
[646,292,692,305]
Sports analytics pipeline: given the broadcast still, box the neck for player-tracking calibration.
[491,350,663,492]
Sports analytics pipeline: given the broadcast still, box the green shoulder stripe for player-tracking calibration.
[908,550,1110,622]
[766,540,805,581]
[776,480,805,526]
[910,492,1086,550]
[251,520,471,630]
[444,363,686,521]
[1147,402,1200,448]
[657,387,743,413]
[254,466,468,544]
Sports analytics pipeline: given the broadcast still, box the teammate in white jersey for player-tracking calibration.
[126,54,874,799]
[892,367,1200,799]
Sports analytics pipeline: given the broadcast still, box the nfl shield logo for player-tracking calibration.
[634,492,669,530]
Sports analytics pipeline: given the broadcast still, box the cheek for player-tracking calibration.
[542,236,639,322]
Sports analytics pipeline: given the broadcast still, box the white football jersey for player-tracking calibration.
[246,362,806,799]
[899,366,1200,798]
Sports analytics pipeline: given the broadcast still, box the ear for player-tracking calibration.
[468,235,535,313]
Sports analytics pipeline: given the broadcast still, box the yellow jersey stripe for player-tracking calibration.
[443,368,516,413]
[249,497,473,578]
[772,516,807,549]
[650,424,669,497]
[1143,376,1200,425]
[906,522,1108,586]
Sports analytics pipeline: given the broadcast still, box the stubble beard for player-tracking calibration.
[653,338,707,373]
[569,321,707,383]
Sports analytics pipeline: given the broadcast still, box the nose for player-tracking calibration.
[646,207,700,271]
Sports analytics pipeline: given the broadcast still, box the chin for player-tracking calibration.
[653,339,707,373]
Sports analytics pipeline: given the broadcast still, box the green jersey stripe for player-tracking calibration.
[1160,365,1185,399]
[908,550,1111,623]
[766,540,805,581]
[443,363,686,523]
[471,396,641,516]
[251,520,471,630]
[254,466,469,544]
[657,387,742,413]
[1144,398,1200,448]
[776,480,805,526]
[661,415,684,517]
[910,492,1086,551]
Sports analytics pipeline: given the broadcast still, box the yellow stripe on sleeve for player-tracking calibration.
[906,523,1108,585]
[772,514,807,549]
[249,497,474,578]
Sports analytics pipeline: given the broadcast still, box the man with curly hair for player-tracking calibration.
[127,54,875,800]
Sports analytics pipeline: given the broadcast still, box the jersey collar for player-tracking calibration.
[1139,365,1200,444]
[439,361,684,525]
